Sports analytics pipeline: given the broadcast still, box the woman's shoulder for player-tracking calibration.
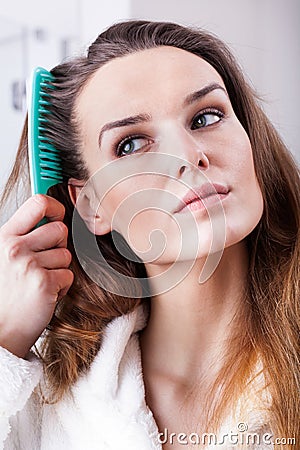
[70,302,149,398]
[1,303,159,450]
[45,302,160,449]
[218,359,273,448]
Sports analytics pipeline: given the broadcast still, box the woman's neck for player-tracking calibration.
[140,241,249,386]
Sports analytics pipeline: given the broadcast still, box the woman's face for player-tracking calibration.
[74,46,263,265]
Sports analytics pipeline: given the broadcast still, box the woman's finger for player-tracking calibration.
[1,195,65,237]
[24,220,69,251]
[46,268,74,299]
[34,248,72,269]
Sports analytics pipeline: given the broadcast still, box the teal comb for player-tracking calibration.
[28,67,63,226]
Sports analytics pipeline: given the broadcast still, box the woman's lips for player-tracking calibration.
[174,182,230,214]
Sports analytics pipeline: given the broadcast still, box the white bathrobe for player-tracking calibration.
[0,304,273,449]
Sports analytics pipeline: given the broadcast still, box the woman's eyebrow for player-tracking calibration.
[183,82,227,106]
[98,83,226,148]
[98,113,151,147]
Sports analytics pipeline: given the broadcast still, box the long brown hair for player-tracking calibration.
[1,21,299,445]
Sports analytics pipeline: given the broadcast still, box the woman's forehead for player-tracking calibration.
[76,46,225,121]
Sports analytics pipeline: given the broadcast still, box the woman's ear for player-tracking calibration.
[67,178,112,236]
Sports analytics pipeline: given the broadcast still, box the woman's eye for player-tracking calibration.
[116,136,151,156]
[191,111,223,130]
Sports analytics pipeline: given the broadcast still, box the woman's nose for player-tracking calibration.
[178,150,209,176]
[163,127,210,176]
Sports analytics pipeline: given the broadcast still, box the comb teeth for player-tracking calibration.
[38,75,63,181]
[28,67,64,197]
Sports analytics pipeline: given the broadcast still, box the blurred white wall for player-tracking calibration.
[0,0,299,200]
[79,0,130,48]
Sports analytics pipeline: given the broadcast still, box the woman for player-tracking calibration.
[0,20,299,450]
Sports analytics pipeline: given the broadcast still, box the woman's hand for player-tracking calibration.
[0,194,74,358]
